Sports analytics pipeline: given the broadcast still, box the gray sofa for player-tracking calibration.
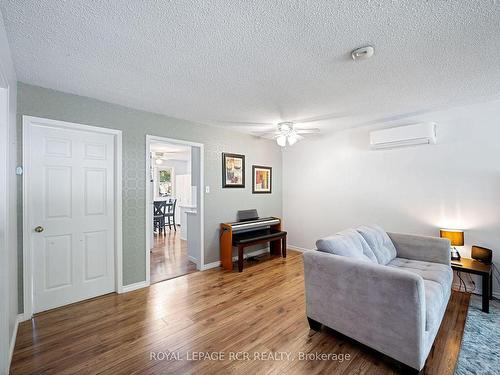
[303,225,452,371]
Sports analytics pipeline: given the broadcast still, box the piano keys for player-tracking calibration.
[225,217,281,232]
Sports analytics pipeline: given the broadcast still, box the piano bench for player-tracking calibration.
[232,230,287,272]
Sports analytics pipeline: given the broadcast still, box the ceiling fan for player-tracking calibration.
[215,111,348,147]
[259,122,320,147]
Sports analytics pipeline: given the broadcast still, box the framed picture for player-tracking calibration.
[222,153,245,188]
[252,165,272,194]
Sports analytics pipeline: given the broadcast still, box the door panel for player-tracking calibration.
[44,234,72,290]
[84,168,107,215]
[84,143,106,160]
[29,122,116,313]
[44,137,72,158]
[44,166,72,219]
[83,230,107,281]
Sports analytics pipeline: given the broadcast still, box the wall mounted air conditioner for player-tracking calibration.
[370,122,437,150]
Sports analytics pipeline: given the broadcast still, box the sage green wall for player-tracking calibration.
[17,83,282,303]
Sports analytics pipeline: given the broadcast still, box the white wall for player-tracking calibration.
[0,9,18,375]
[18,83,283,283]
[283,99,500,296]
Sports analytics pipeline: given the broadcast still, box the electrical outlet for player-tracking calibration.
[205,186,210,194]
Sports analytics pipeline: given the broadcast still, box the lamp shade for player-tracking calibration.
[440,229,464,246]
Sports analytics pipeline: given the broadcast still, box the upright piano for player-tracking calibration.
[220,209,287,272]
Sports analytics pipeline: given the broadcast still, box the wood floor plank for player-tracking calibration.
[150,229,197,284]
[11,250,470,375]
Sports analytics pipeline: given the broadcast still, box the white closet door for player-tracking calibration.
[28,123,115,313]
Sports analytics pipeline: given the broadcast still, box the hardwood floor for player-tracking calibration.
[150,228,197,284]
[11,250,470,375]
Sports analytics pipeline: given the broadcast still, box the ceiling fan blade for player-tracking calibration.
[251,130,280,137]
[213,120,275,127]
[293,112,349,124]
[295,128,320,134]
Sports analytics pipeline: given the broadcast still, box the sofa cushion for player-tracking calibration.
[316,229,378,263]
[357,225,397,265]
[388,257,453,331]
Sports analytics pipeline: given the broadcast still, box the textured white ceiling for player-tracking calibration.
[2,1,500,133]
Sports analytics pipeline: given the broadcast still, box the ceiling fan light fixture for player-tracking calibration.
[276,135,287,147]
[278,122,292,132]
[272,121,318,147]
[287,132,299,146]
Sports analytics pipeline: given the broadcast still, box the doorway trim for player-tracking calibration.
[145,135,205,285]
[0,66,11,375]
[22,116,123,320]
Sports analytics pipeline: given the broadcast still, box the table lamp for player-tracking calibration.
[440,229,464,260]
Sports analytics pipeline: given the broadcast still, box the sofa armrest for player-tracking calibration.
[387,232,451,266]
[303,250,426,369]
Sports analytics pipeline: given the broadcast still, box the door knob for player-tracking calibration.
[34,226,44,233]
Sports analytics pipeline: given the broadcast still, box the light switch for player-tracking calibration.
[205,186,210,194]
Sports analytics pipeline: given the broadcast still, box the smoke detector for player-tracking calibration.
[351,46,375,61]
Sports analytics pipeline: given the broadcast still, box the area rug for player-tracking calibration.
[456,295,500,375]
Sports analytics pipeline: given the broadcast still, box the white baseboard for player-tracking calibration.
[188,255,201,270]
[8,314,23,371]
[202,261,221,270]
[452,280,476,291]
[287,245,311,252]
[453,286,500,300]
[201,248,272,271]
[452,279,500,300]
[17,312,31,323]
[121,280,149,293]
[232,248,269,261]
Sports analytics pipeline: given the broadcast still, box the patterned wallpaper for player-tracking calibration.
[16,83,282,310]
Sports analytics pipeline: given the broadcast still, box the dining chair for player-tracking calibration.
[164,198,177,231]
[153,201,167,234]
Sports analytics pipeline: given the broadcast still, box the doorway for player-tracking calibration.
[22,116,123,316]
[146,136,204,284]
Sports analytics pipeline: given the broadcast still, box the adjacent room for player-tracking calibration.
[148,139,199,283]
[0,1,499,375]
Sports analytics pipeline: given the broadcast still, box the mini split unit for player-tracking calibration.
[369,122,437,150]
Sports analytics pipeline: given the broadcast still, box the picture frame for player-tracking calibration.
[222,153,245,188]
[252,165,272,194]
